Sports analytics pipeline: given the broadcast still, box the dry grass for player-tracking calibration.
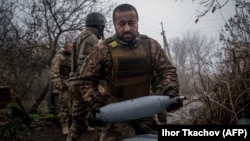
[190,79,250,124]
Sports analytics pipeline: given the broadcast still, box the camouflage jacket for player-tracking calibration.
[51,50,71,87]
[73,27,101,74]
[80,34,179,105]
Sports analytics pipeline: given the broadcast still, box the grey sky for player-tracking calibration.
[112,0,236,46]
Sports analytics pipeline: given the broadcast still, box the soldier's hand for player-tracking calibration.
[166,96,183,112]
[88,103,106,127]
[164,90,183,112]
[88,117,106,127]
[92,103,102,113]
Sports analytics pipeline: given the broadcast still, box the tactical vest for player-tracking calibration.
[104,35,152,101]
[59,51,71,77]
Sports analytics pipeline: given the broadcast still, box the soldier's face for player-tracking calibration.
[66,43,73,54]
[114,10,138,43]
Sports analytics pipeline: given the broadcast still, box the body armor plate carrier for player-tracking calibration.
[105,35,152,101]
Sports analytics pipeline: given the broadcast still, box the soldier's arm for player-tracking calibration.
[80,43,111,106]
[51,54,63,89]
[150,39,179,95]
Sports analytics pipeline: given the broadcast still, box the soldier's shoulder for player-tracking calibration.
[57,49,65,54]
[103,36,118,48]
[53,50,65,59]
[140,34,149,39]
[142,35,159,46]
[140,34,155,41]
[77,30,93,40]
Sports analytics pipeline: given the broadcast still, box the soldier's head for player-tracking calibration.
[85,12,106,39]
[113,4,139,44]
[64,42,73,55]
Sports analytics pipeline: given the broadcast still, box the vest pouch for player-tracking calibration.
[123,80,150,100]
[105,80,150,101]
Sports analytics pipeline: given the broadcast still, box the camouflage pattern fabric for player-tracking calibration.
[51,51,71,87]
[80,35,179,141]
[58,89,71,124]
[67,79,88,141]
[80,36,179,102]
[67,27,102,141]
[73,27,101,74]
[92,118,158,141]
[51,50,72,129]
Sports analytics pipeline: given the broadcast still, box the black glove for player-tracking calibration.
[164,91,183,112]
[164,90,179,98]
[88,103,106,127]
[92,103,102,113]
[166,96,183,112]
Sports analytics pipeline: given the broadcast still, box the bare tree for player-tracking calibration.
[191,1,250,124]
[170,37,193,97]
[193,0,230,23]
[19,0,115,59]
[24,0,116,112]
[0,0,117,113]
[176,0,237,23]
[0,0,44,98]
[170,31,216,99]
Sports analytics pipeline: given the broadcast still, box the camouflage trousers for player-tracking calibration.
[66,79,88,141]
[92,117,158,141]
[58,89,72,126]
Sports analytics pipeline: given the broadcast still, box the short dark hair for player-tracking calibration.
[112,3,139,22]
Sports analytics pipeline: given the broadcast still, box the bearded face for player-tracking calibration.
[114,10,138,44]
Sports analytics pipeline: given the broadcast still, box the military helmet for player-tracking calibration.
[86,12,106,26]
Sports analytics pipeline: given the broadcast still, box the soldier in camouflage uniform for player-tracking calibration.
[66,12,106,141]
[79,3,182,141]
[51,42,73,135]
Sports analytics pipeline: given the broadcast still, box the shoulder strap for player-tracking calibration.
[72,42,77,73]
[71,31,92,73]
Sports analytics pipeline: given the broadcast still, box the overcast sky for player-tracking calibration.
[112,0,236,46]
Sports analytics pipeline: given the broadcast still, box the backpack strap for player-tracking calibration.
[71,31,92,73]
